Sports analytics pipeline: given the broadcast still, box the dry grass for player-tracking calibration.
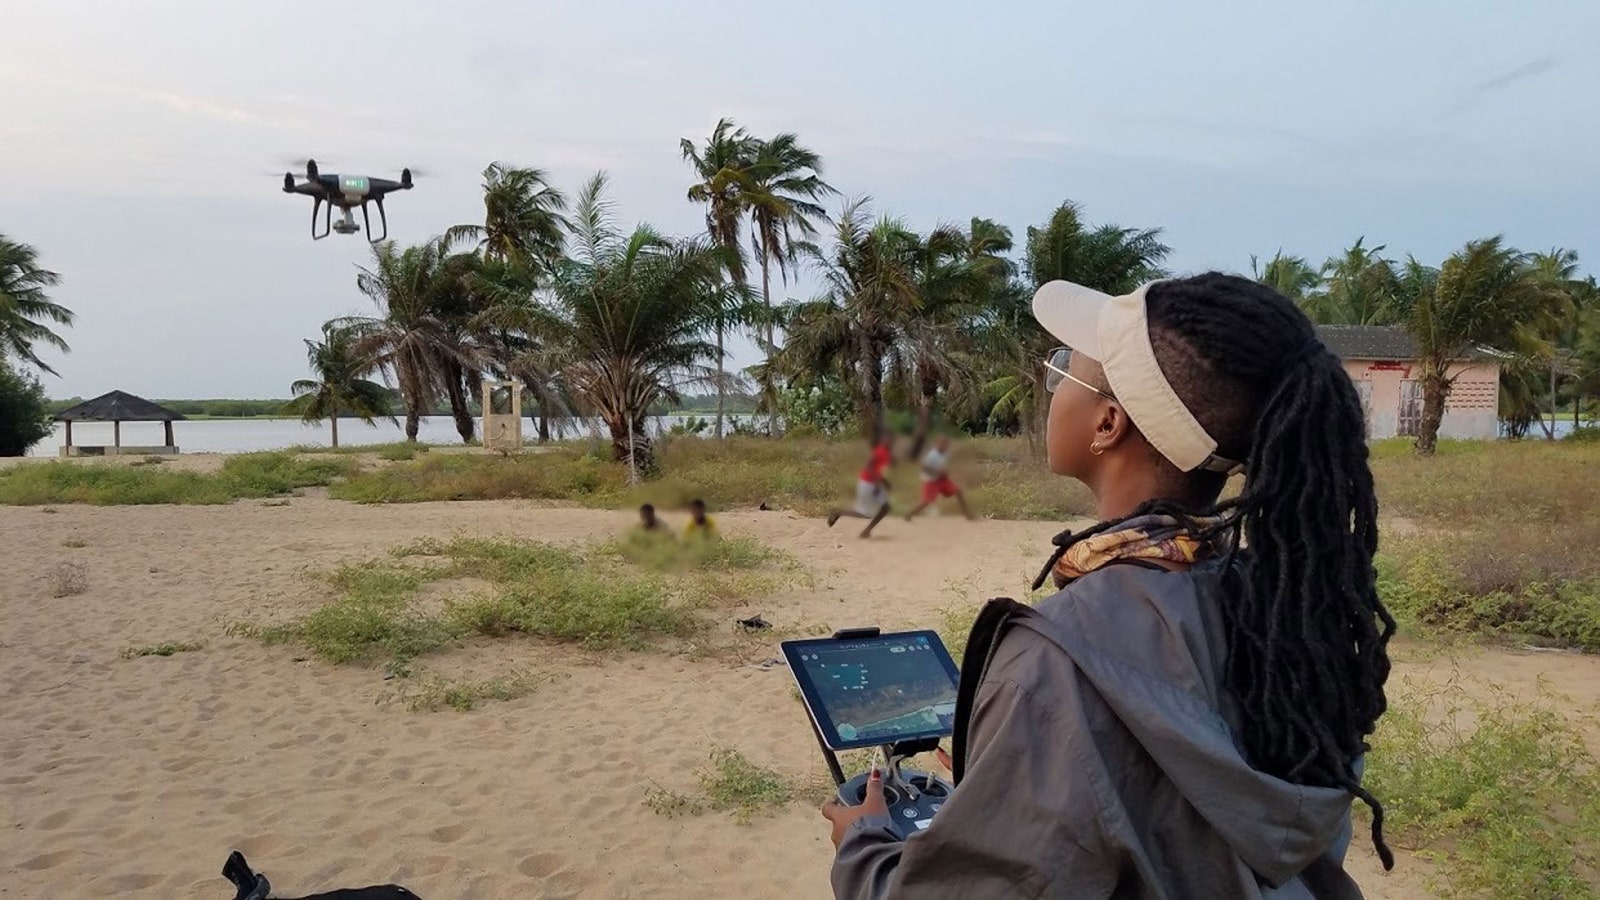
[329,435,1093,521]
[1368,439,1600,651]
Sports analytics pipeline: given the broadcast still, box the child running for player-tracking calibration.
[904,434,974,521]
[827,433,893,539]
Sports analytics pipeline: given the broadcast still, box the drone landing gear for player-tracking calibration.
[359,196,389,244]
[310,195,332,241]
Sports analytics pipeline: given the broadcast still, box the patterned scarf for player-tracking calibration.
[1036,513,1234,590]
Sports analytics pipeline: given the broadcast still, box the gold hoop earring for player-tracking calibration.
[1089,442,1105,456]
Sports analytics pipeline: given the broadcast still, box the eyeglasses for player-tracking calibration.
[1044,347,1116,401]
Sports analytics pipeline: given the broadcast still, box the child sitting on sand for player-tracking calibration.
[683,498,719,540]
[638,503,670,534]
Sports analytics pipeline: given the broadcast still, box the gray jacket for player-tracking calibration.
[832,562,1365,899]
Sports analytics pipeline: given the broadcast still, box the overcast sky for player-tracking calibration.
[4,0,1596,399]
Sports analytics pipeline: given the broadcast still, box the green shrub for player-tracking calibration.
[250,534,795,667]
[0,359,53,457]
[644,748,809,824]
[397,670,542,712]
[120,641,204,658]
[0,451,356,506]
[1380,535,1600,651]
[1364,681,1600,897]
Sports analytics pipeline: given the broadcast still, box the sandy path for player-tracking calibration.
[3,497,1595,897]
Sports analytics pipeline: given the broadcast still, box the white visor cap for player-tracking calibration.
[1032,280,1243,476]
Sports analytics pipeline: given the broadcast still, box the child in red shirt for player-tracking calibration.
[827,434,893,538]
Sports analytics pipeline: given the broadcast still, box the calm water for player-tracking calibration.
[28,415,1586,456]
[29,414,760,457]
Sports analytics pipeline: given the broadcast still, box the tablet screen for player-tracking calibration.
[783,631,960,750]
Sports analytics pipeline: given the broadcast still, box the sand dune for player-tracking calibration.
[3,495,1595,897]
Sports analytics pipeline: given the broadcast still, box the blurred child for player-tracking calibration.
[638,503,669,533]
[905,435,974,521]
[827,433,893,538]
[683,498,719,540]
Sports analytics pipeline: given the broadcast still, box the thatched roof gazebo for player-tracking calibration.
[53,390,185,457]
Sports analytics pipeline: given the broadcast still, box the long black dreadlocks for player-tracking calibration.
[1031,272,1397,869]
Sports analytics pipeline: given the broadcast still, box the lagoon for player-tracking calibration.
[27,413,758,456]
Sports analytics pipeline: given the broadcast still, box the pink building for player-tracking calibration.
[1317,325,1501,440]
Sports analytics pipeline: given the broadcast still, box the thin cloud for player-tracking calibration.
[0,64,259,124]
[1471,55,1558,95]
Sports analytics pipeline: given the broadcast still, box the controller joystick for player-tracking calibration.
[784,627,961,842]
[836,762,954,840]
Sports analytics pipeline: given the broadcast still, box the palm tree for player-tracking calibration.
[744,132,834,348]
[1393,238,1564,455]
[1311,238,1399,325]
[0,235,72,374]
[1527,249,1588,435]
[1251,250,1322,308]
[342,240,477,442]
[682,118,759,437]
[444,162,571,269]
[895,222,990,455]
[548,172,733,474]
[1575,296,1600,429]
[465,257,577,443]
[778,199,923,437]
[283,322,394,448]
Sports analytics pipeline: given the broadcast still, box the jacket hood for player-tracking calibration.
[1014,566,1357,887]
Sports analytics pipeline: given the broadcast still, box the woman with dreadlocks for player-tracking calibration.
[821,273,1395,897]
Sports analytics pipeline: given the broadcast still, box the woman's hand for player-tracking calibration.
[821,767,889,849]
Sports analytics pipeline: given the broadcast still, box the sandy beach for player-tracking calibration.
[4,470,1598,898]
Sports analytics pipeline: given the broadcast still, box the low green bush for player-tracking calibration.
[0,451,356,506]
[1364,681,1600,897]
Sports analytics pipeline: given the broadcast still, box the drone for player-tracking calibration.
[281,159,413,243]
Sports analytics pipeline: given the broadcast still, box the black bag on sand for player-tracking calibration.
[223,851,421,900]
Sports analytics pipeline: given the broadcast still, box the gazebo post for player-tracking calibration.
[114,420,122,450]
[65,420,73,448]
[164,420,174,448]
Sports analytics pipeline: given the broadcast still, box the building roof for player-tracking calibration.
[1314,325,1417,361]
[53,391,186,422]
[1314,324,1499,363]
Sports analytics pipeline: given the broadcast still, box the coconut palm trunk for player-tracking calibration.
[1416,368,1450,455]
[716,322,726,438]
[331,411,340,448]
[443,364,475,443]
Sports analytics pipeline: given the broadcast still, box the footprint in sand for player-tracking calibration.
[517,853,565,878]
[107,874,163,890]
[36,809,73,830]
[20,850,75,871]
[429,823,469,844]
